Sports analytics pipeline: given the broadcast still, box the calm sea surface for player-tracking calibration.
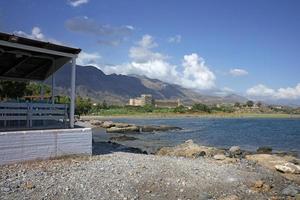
[93,117,300,155]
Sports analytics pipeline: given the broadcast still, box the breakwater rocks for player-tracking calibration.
[89,119,182,134]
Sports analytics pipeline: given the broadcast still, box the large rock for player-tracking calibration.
[275,163,300,174]
[140,125,182,132]
[156,140,223,158]
[90,120,103,126]
[102,121,115,128]
[106,126,140,133]
[229,146,241,157]
[113,123,132,128]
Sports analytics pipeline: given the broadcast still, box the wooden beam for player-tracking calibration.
[1,56,31,76]
[24,60,52,79]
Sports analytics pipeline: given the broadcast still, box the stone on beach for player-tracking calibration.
[229,146,241,157]
[275,162,300,174]
[213,154,227,160]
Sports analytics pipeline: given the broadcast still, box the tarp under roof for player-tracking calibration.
[0,32,81,81]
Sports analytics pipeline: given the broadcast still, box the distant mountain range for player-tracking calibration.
[51,64,248,105]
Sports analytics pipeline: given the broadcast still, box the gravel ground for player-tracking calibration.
[0,152,297,200]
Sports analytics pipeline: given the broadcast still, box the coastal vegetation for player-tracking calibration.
[75,96,300,117]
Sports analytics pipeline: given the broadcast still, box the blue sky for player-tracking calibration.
[1,0,300,101]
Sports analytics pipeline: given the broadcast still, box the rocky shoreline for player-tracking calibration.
[1,144,300,199]
[1,119,300,199]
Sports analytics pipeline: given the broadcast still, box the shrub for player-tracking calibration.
[174,105,186,113]
[191,103,211,113]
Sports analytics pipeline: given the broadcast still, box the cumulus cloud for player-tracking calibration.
[77,51,101,66]
[68,0,89,7]
[181,54,215,89]
[101,35,216,90]
[129,35,167,62]
[168,35,182,43]
[246,83,300,100]
[14,27,62,44]
[229,68,248,76]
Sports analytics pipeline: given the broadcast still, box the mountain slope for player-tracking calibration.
[52,64,247,105]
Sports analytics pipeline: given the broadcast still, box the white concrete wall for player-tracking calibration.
[0,128,92,165]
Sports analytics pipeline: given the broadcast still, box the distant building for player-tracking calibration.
[129,94,153,106]
[129,94,181,108]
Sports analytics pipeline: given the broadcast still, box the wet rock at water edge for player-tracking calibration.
[90,120,103,126]
[140,125,182,132]
[229,146,241,157]
[257,146,272,154]
[101,121,115,128]
[106,126,140,133]
[110,135,138,141]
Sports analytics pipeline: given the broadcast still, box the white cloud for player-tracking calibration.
[129,35,166,62]
[68,0,89,7]
[137,34,157,48]
[14,27,62,44]
[168,35,182,43]
[181,53,215,89]
[101,35,216,90]
[77,51,101,66]
[246,83,300,100]
[229,68,249,76]
[246,84,275,97]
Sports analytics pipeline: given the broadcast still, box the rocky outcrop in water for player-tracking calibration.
[106,126,140,133]
[90,120,182,134]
